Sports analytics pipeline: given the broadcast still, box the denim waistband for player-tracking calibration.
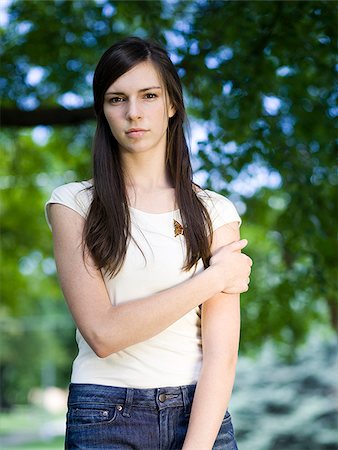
[68,383,196,416]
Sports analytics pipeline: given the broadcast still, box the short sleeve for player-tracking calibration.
[198,190,242,233]
[44,181,93,231]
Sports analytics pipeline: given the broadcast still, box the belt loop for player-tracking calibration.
[122,388,134,418]
[181,385,190,416]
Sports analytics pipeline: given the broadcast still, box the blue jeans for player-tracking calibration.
[65,383,238,450]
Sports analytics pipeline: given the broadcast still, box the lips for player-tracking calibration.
[126,128,147,133]
[126,128,148,138]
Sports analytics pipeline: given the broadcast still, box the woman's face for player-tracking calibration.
[103,61,175,156]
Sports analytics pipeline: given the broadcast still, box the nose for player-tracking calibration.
[126,99,142,121]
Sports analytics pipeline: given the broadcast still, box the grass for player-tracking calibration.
[0,405,61,433]
[1,436,64,450]
[0,405,65,449]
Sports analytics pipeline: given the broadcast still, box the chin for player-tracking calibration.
[121,145,151,154]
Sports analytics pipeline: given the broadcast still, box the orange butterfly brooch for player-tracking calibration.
[174,219,184,237]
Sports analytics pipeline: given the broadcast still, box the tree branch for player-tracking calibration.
[1,106,96,127]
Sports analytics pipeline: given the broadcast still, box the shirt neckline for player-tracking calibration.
[84,180,209,216]
[129,206,179,216]
[128,191,207,216]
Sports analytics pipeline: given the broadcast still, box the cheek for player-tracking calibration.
[151,103,169,126]
[103,116,120,141]
[104,110,119,130]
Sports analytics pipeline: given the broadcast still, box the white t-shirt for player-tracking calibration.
[45,180,241,388]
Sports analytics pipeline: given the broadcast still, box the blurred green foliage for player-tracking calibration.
[0,0,337,406]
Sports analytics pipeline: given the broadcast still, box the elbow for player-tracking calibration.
[224,350,239,368]
[80,319,131,357]
[204,349,239,369]
[93,345,113,359]
[226,353,238,370]
[87,330,120,358]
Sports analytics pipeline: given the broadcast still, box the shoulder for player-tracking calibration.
[51,179,93,197]
[49,180,93,206]
[45,180,93,230]
[196,187,236,210]
[196,188,242,229]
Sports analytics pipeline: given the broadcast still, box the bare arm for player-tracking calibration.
[182,222,242,450]
[49,204,250,358]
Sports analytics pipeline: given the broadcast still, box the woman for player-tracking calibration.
[45,36,252,450]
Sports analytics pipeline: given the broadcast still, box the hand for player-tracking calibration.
[209,239,252,294]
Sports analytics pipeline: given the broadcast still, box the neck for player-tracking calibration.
[122,150,173,192]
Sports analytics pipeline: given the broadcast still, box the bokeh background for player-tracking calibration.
[0,0,337,449]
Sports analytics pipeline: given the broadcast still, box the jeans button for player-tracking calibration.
[116,405,123,411]
[158,393,167,402]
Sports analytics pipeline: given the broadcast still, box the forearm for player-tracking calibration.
[182,356,238,450]
[52,207,250,358]
[89,267,221,357]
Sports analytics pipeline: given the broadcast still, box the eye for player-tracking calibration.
[144,93,157,99]
[109,97,124,104]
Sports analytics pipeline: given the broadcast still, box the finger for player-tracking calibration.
[241,254,253,266]
[242,284,249,293]
[228,239,248,251]
[222,283,249,295]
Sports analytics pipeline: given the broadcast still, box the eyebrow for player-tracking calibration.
[105,86,162,96]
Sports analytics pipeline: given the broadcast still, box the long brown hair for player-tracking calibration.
[83,36,213,278]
